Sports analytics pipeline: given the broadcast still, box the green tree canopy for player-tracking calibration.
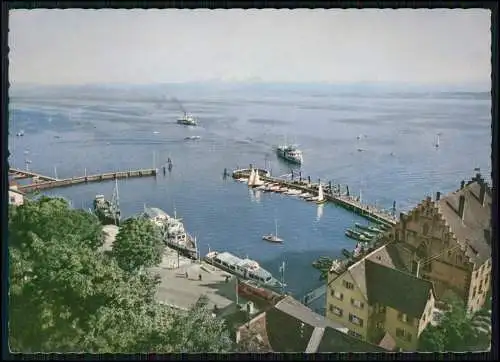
[111,217,164,272]
[418,294,490,352]
[9,197,233,353]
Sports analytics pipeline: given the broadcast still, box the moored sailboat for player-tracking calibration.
[315,184,327,204]
[262,219,284,244]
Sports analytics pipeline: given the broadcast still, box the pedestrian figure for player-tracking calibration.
[198,274,202,281]
[185,272,188,279]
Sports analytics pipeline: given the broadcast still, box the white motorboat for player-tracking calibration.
[284,189,302,196]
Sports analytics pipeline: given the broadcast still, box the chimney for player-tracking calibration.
[460,180,465,189]
[458,195,466,220]
[436,191,441,201]
[479,183,486,206]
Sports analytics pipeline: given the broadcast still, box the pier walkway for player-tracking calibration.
[9,168,58,182]
[13,168,158,193]
[233,169,398,226]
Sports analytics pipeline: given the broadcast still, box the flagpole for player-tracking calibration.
[235,277,239,306]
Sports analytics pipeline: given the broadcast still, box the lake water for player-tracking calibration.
[8,83,491,309]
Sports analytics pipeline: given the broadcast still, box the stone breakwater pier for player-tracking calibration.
[232,167,398,227]
[9,167,158,193]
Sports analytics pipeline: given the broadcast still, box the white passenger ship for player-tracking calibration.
[204,251,283,288]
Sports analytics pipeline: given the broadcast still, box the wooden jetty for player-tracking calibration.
[232,168,398,226]
[11,168,158,193]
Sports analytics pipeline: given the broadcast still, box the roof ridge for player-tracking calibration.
[365,258,433,287]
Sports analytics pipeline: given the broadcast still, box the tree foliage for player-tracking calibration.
[8,197,233,353]
[111,217,164,272]
[418,295,490,352]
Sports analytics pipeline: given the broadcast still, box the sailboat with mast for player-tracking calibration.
[93,179,121,226]
[262,219,284,243]
[248,168,265,188]
[315,184,327,204]
[306,183,327,204]
[434,133,440,149]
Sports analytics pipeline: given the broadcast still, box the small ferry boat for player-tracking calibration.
[276,144,303,164]
[262,220,284,244]
[93,179,121,226]
[142,206,198,259]
[177,112,198,126]
[345,228,371,242]
[204,251,283,288]
[16,130,25,137]
[355,223,382,234]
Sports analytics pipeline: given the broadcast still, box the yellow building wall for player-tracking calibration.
[384,306,421,351]
[467,260,491,314]
[326,270,369,340]
[417,292,435,336]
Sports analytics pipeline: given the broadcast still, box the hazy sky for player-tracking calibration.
[9,9,491,86]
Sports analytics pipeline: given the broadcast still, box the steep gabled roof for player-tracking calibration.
[437,179,491,265]
[240,295,386,352]
[274,295,344,329]
[317,326,386,352]
[365,259,433,318]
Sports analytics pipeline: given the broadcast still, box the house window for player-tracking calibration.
[342,280,354,290]
[330,305,343,317]
[456,255,463,264]
[472,287,477,298]
[398,312,413,325]
[396,328,412,342]
[348,330,363,339]
[351,298,364,309]
[10,197,16,203]
[348,313,363,327]
[330,289,344,301]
